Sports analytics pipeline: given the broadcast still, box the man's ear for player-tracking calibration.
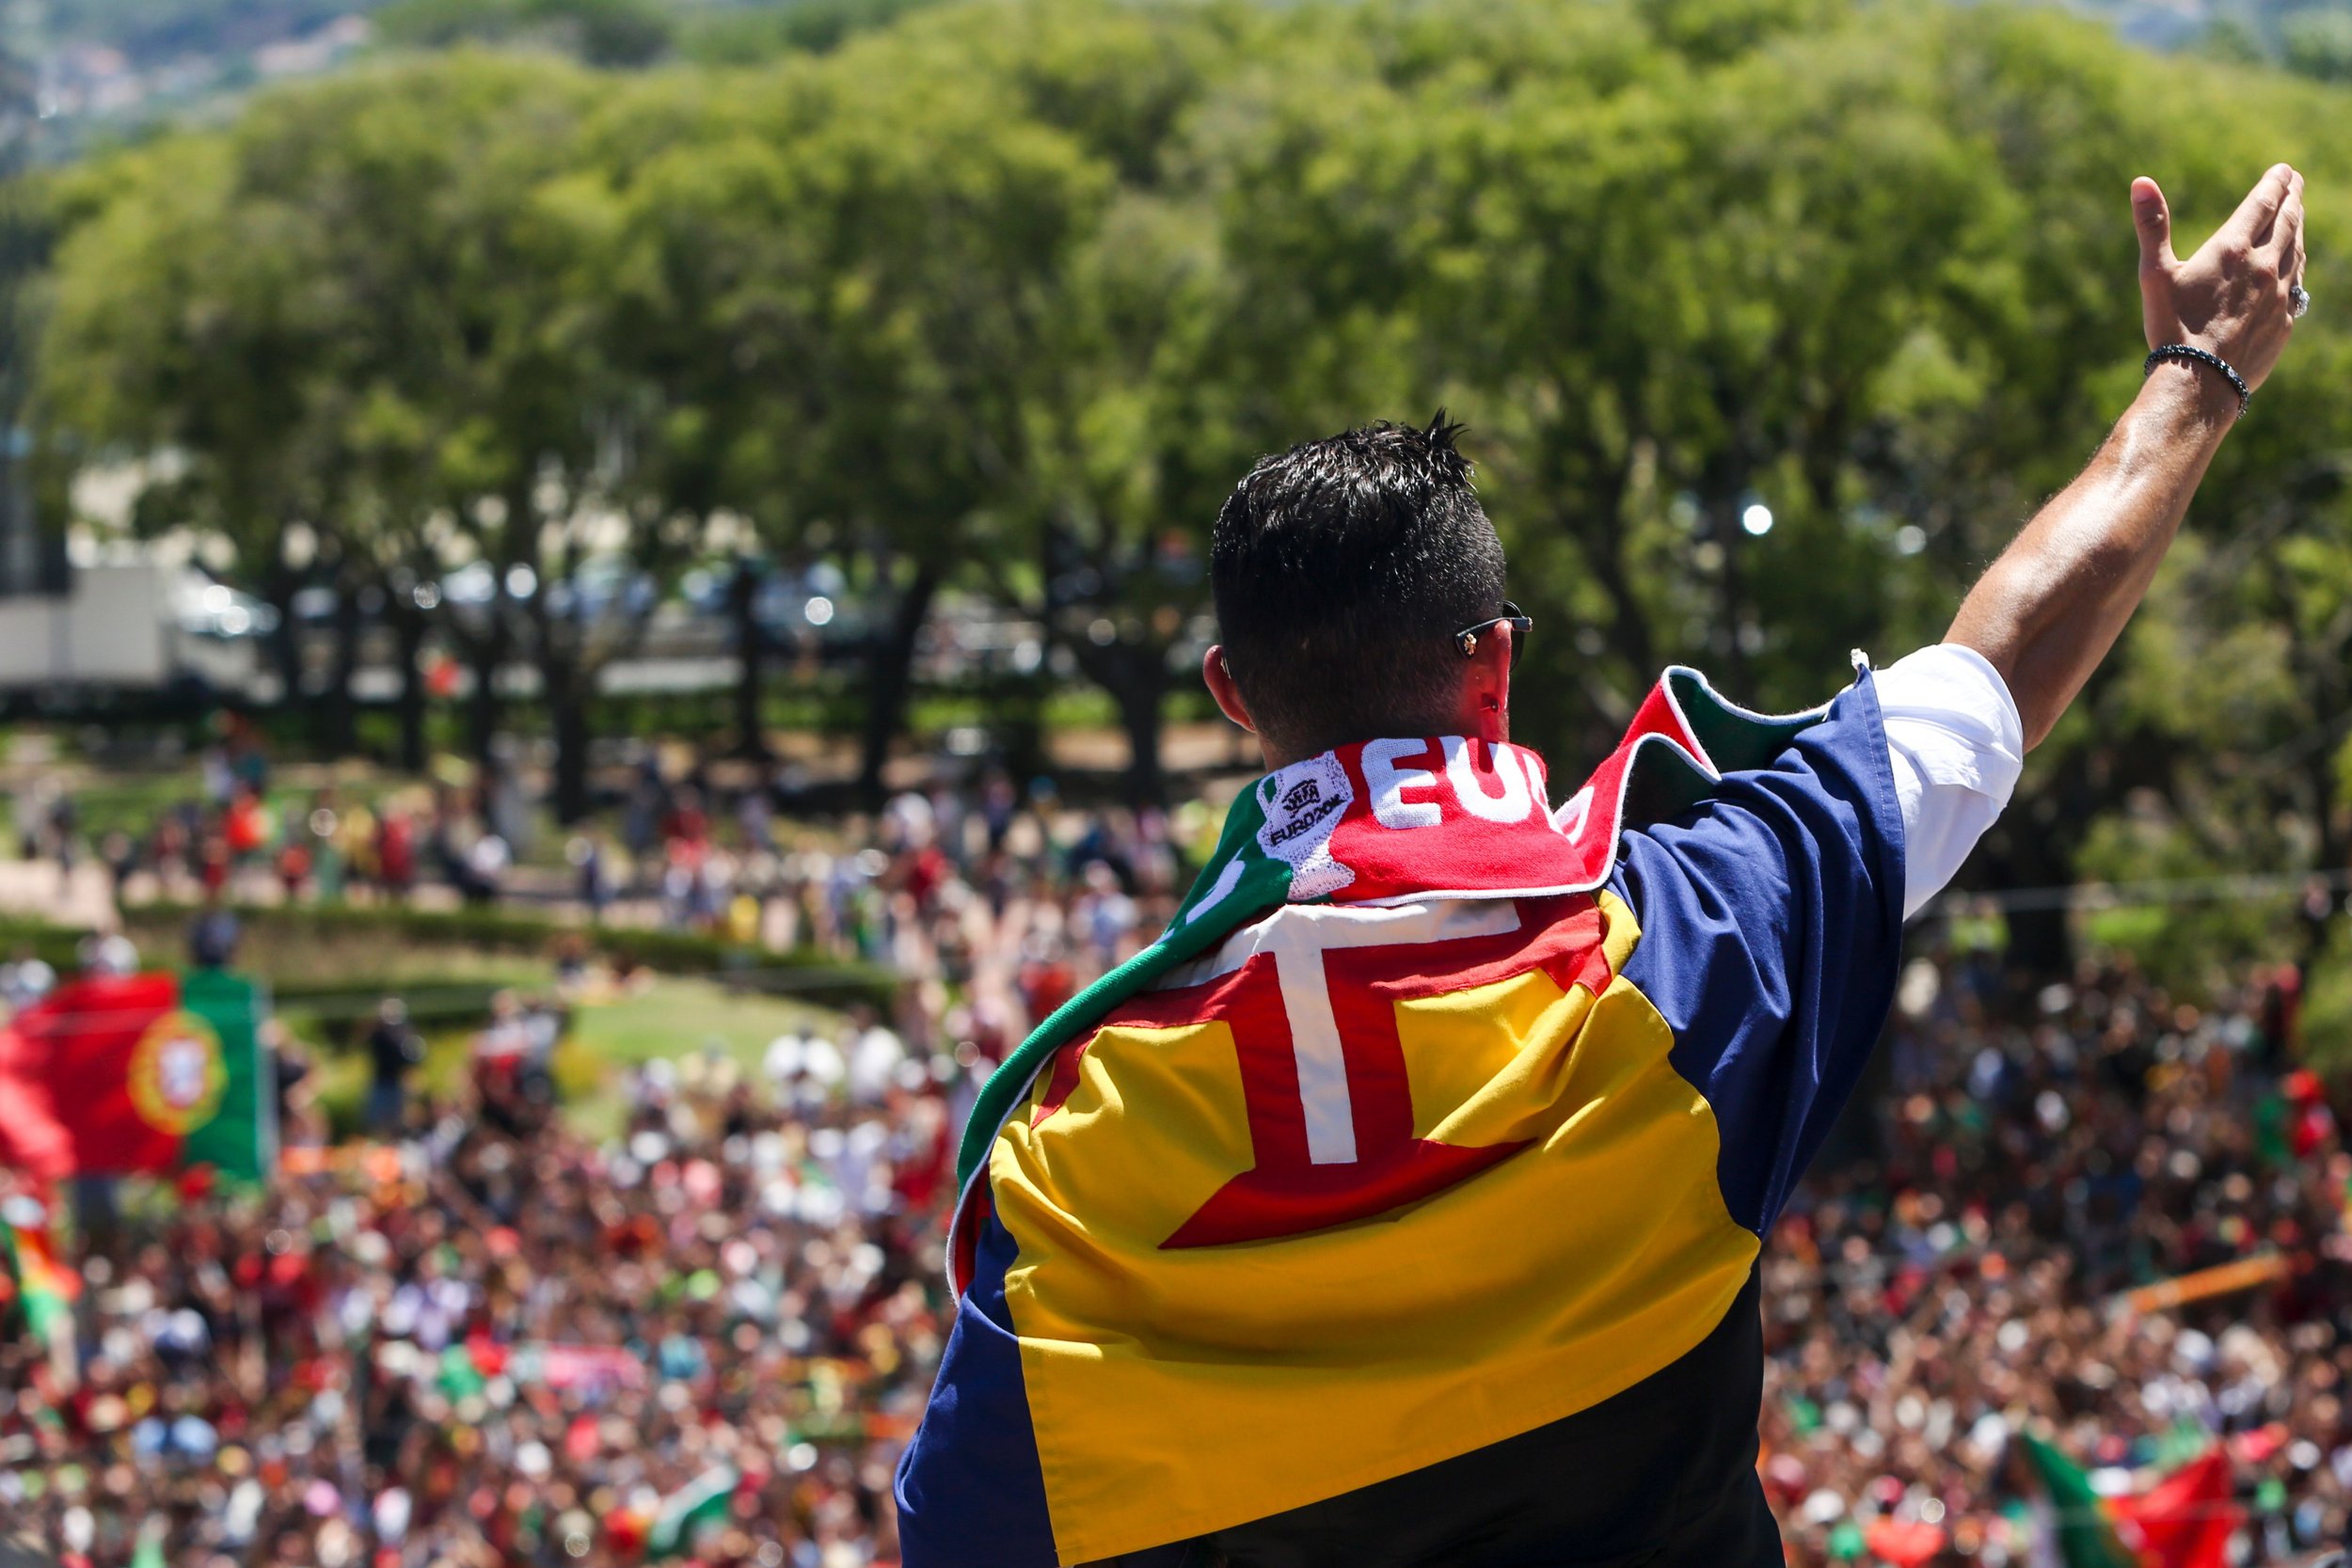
[1202,644,1257,734]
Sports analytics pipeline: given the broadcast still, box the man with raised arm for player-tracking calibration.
[896,166,2308,1567]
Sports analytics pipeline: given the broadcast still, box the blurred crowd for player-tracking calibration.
[0,773,1192,1568]
[17,726,476,910]
[762,779,1191,1073]
[1763,945,2352,1564]
[1,1032,961,1568]
[14,733,1204,970]
[5,772,2352,1567]
[571,763,1194,961]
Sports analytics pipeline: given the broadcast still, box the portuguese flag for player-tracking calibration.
[0,972,272,1183]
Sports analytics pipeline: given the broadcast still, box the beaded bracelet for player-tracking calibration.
[2144,343,2250,417]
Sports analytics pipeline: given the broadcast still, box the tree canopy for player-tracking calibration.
[24,0,2352,983]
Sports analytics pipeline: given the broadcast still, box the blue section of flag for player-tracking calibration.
[897,1213,1057,1567]
[1611,671,1906,1234]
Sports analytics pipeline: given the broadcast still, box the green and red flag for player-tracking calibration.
[644,1465,739,1560]
[2110,1449,2239,1568]
[2024,1435,2242,1568]
[2023,1435,2140,1568]
[0,1196,78,1351]
[0,972,272,1183]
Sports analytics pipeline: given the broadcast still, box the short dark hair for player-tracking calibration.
[1210,415,1506,757]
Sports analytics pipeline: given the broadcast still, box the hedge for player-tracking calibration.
[0,901,898,1013]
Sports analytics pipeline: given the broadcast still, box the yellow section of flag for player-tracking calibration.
[989,891,1760,1561]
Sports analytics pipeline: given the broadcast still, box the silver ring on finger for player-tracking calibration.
[2290,282,2312,319]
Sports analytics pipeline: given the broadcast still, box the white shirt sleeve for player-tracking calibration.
[1874,643,2024,920]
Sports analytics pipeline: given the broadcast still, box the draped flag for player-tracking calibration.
[903,664,1911,1563]
[2110,1449,2240,1568]
[947,667,1821,1227]
[0,1196,78,1353]
[0,972,272,1183]
[645,1465,739,1560]
[2024,1436,2241,1568]
[2023,1436,2140,1568]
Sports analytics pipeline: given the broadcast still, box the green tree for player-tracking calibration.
[374,0,675,67]
[360,59,691,820]
[1207,0,2001,741]
[678,0,950,62]
[216,55,612,770]
[585,66,834,759]
[0,32,62,597]
[881,0,1250,802]
[1006,189,1247,804]
[1200,0,2352,973]
[2282,7,2352,82]
[27,0,2352,990]
[33,52,651,796]
[35,128,342,721]
[775,16,1118,804]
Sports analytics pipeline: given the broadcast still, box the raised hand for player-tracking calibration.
[2134,163,2306,393]
[1948,161,2310,750]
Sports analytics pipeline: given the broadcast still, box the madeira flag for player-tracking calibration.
[0,971,272,1183]
[900,664,1908,1564]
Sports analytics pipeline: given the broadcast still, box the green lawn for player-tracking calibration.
[310,974,843,1142]
[557,976,842,1139]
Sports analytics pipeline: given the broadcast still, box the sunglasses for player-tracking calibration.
[1454,601,1533,672]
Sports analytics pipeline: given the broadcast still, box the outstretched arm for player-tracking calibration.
[1947,164,2307,751]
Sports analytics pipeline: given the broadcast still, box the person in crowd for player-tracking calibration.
[377,805,417,900]
[185,900,240,972]
[365,997,425,1137]
[0,944,55,1010]
[72,930,138,977]
[472,990,535,1125]
[336,796,379,896]
[98,830,139,904]
[46,792,77,878]
[462,830,513,908]
[221,786,267,879]
[571,832,615,920]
